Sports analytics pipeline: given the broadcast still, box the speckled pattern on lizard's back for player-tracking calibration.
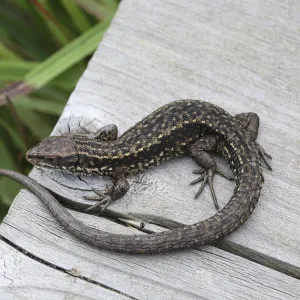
[64,100,232,176]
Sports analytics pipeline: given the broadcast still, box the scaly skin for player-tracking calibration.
[3,100,269,253]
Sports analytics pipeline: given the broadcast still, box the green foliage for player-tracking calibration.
[0,0,119,221]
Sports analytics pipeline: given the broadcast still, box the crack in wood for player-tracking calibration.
[0,235,139,300]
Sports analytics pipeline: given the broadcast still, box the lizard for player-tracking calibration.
[1,100,271,253]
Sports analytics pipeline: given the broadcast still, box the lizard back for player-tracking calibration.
[72,100,233,176]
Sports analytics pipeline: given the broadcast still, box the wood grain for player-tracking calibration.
[1,0,300,298]
[1,193,300,299]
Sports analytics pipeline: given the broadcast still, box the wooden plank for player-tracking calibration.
[0,240,133,300]
[1,196,300,300]
[1,0,300,298]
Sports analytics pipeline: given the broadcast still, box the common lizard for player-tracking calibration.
[0,100,271,253]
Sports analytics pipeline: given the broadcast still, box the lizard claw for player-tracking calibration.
[190,168,220,210]
[193,168,235,181]
[84,186,113,212]
[84,196,113,212]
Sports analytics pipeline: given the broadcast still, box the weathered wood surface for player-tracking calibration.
[1,0,300,298]
[0,239,131,300]
[2,192,300,300]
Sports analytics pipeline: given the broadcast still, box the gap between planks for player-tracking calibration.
[1,204,300,281]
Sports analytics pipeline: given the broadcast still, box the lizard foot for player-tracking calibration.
[84,186,114,212]
[84,174,130,212]
[190,168,234,210]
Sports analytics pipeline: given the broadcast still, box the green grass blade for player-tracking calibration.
[33,0,71,46]
[0,43,20,59]
[100,0,119,13]
[0,118,26,151]
[16,96,65,116]
[25,19,112,88]
[51,63,86,90]
[14,106,53,139]
[32,86,69,102]
[0,10,47,59]
[74,0,111,20]
[0,176,22,207]
[61,0,91,33]
[0,61,38,80]
[0,139,16,170]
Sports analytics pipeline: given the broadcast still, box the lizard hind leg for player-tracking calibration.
[235,112,272,170]
[189,136,234,210]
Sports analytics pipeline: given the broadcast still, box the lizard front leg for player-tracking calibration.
[69,123,123,210]
[85,170,129,212]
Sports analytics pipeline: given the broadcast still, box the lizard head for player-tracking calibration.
[26,135,78,171]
